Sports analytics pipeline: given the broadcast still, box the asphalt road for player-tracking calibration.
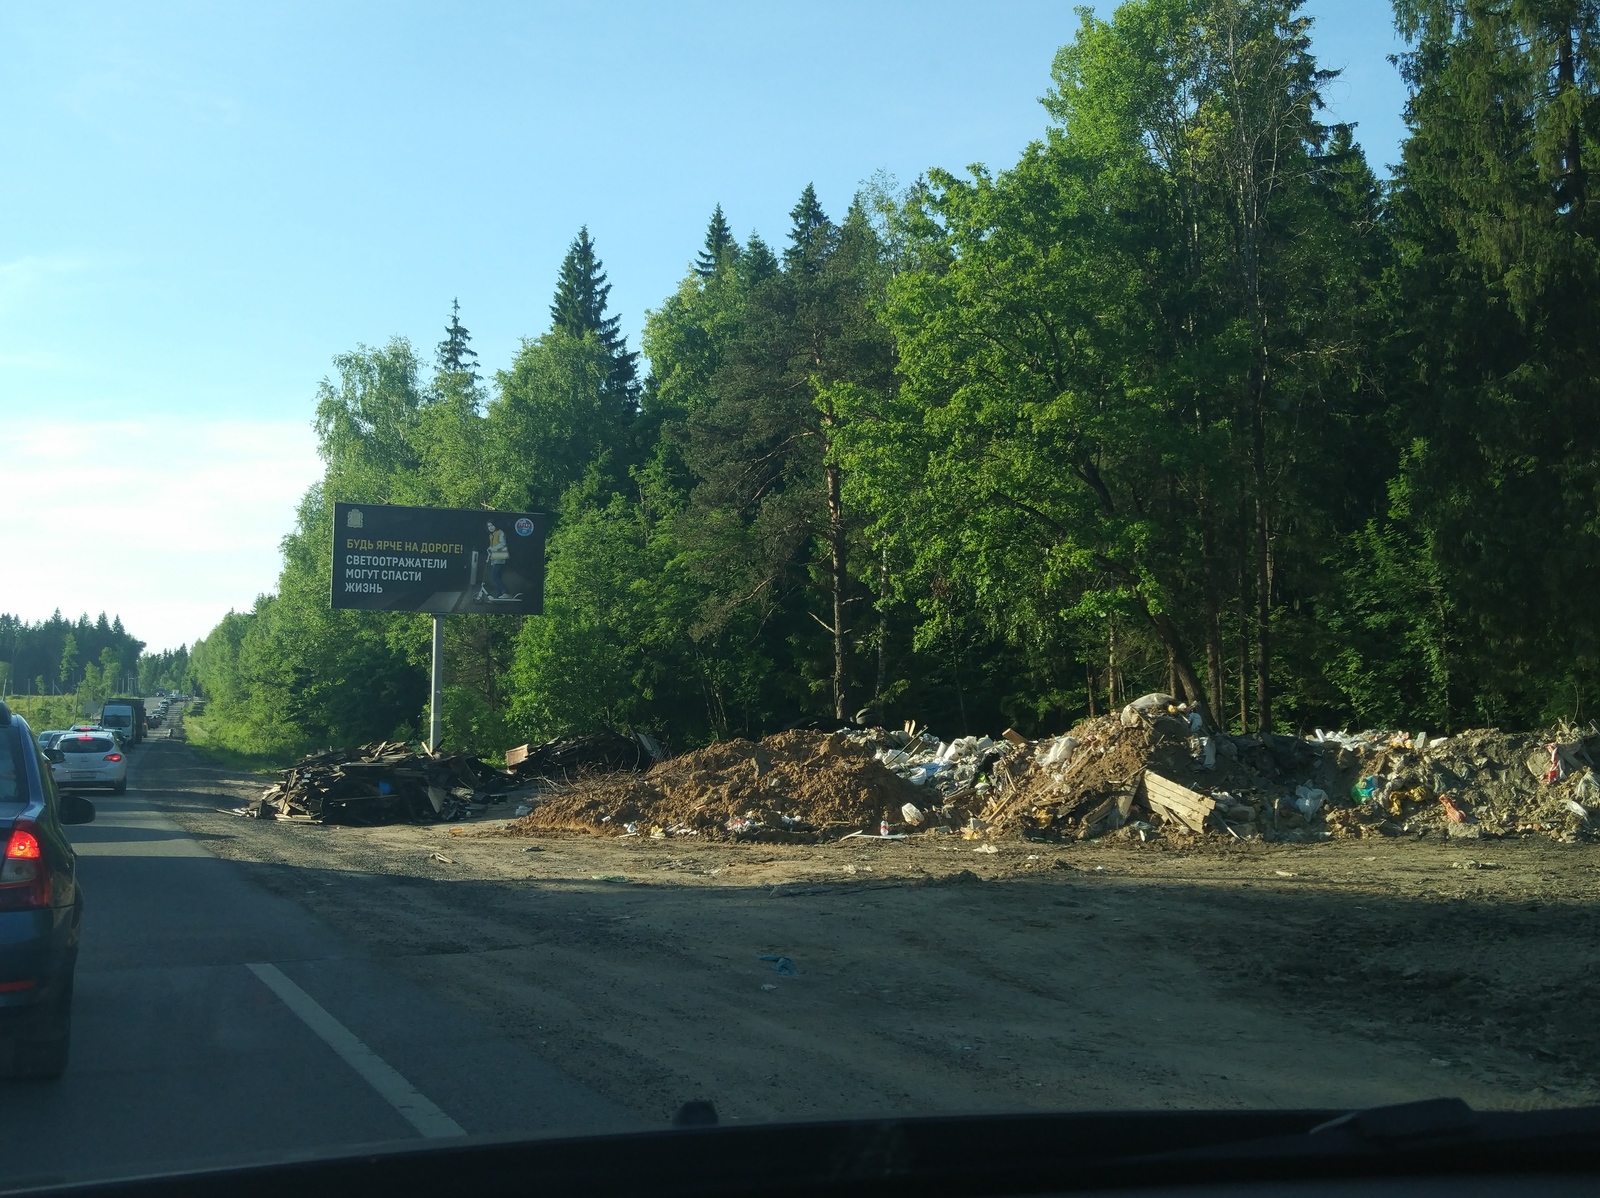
[0,732,637,1188]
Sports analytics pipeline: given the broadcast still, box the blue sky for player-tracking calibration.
[0,1,1408,653]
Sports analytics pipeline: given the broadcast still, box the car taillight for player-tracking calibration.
[6,830,40,859]
[104,753,123,762]
[0,823,51,910]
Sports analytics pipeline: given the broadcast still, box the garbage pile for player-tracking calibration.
[1315,725,1600,841]
[253,700,1600,845]
[976,697,1600,845]
[511,729,921,842]
[511,693,1600,846]
[504,730,661,782]
[856,724,1010,802]
[242,742,512,824]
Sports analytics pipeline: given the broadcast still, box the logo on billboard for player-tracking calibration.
[347,508,364,528]
[514,517,535,537]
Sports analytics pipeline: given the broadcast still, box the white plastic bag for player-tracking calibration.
[1292,785,1327,818]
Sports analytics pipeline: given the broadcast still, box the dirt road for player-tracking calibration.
[145,738,1600,1126]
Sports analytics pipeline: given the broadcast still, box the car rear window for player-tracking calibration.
[102,710,132,727]
[62,736,114,754]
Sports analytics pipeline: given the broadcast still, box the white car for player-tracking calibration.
[50,730,128,794]
[68,723,128,751]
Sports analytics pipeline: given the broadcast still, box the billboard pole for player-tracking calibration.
[429,614,443,754]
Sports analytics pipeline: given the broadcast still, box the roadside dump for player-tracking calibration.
[243,700,1600,845]
[239,730,656,824]
[508,700,1600,846]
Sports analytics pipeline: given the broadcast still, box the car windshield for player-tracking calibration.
[59,737,113,755]
[3,2,1599,1192]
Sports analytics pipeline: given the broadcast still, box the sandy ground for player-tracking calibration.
[140,734,1600,1128]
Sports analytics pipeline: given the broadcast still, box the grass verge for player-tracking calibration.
[182,713,298,774]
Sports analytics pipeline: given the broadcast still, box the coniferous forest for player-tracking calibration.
[189,0,1600,756]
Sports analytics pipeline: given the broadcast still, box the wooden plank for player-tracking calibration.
[1142,771,1215,833]
[1146,798,1185,831]
[505,743,531,767]
[1078,795,1116,827]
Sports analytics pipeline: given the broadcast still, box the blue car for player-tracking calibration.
[0,701,93,1079]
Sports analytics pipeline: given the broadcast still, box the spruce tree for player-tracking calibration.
[436,298,480,380]
[741,233,780,288]
[550,226,639,401]
[783,183,833,275]
[694,204,739,277]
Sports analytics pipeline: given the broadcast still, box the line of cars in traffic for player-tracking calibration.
[35,694,173,796]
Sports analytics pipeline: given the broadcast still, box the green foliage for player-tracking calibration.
[187,0,1600,754]
[0,611,149,718]
[1373,0,1600,726]
[4,695,79,732]
[490,332,631,511]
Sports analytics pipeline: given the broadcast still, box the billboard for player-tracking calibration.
[330,502,547,614]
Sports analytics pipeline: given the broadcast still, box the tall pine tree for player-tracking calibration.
[694,204,739,277]
[551,226,640,404]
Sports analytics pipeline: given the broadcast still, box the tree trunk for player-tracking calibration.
[825,457,848,721]
[874,551,889,704]
[1086,659,1097,718]
[1237,512,1250,733]
[1200,504,1226,720]
[1107,624,1119,714]
[1558,23,1586,218]
[1251,350,1272,730]
[1140,602,1217,729]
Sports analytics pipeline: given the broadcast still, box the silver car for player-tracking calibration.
[49,732,127,794]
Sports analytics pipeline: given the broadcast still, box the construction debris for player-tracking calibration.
[252,706,1600,848]
[974,714,1600,845]
[242,741,512,824]
[1141,773,1216,833]
[503,730,661,781]
[510,709,1600,848]
[512,730,924,842]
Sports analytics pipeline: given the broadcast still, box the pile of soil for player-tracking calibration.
[511,729,921,842]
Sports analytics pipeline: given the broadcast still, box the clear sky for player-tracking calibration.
[0,1,1408,654]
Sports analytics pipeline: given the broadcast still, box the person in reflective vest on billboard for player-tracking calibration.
[485,520,510,598]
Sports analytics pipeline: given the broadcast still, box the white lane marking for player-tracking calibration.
[246,962,465,1138]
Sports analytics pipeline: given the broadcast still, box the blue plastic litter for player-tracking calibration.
[757,954,797,975]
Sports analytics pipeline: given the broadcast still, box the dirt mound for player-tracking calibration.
[512,729,920,841]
